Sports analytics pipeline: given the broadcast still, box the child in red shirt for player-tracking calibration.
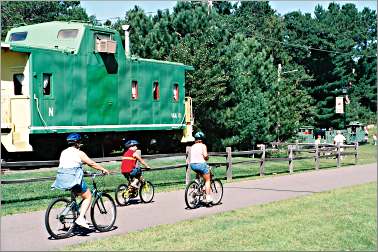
[121,140,150,188]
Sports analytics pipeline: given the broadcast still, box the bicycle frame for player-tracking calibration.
[115,170,155,206]
[195,167,219,198]
[69,173,104,213]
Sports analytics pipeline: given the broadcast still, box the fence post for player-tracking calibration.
[315,143,319,170]
[185,146,191,185]
[259,144,265,176]
[354,142,359,164]
[336,142,341,168]
[226,147,232,182]
[288,145,294,173]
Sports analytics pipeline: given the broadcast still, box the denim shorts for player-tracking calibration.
[190,163,209,175]
[130,167,142,177]
[71,180,88,194]
[122,167,142,181]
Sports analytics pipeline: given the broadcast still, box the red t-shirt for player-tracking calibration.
[121,149,137,173]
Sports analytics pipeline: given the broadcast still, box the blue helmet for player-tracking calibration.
[66,133,82,142]
[194,131,205,140]
[124,139,139,148]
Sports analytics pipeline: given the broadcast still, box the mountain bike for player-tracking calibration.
[115,168,155,206]
[45,171,117,239]
[184,165,223,209]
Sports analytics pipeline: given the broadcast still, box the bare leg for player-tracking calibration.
[203,173,211,200]
[78,189,92,219]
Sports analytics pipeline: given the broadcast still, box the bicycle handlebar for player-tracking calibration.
[83,171,108,177]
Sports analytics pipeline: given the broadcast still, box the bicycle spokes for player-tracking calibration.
[45,198,76,239]
[140,181,154,203]
[91,193,117,232]
[95,196,108,214]
[185,181,201,209]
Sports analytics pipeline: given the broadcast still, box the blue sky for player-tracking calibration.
[80,1,377,22]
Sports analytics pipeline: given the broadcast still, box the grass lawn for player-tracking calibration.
[63,182,377,251]
[1,144,376,216]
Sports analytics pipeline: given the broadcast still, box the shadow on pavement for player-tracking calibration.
[184,202,223,210]
[47,225,118,240]
[117,199,155,207]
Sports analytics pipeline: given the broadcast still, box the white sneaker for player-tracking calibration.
[75,216,90,229]
[205,195,213,204]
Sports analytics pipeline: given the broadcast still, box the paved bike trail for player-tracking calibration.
[1,163,376,251]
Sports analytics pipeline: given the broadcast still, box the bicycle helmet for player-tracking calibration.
[66,133,82,143]
[124,139,140,148]
[194,131,205,141]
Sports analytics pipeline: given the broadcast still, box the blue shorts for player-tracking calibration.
[122,167,142,182]
[130,167,142,177]
[71,180,88,194]
[190,163,209,175]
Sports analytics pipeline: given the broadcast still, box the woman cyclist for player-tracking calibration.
[189,131,212,204]
[51,133,110,229]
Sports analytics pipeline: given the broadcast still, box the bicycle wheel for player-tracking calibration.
[211,179,223,205]
[139,181,154,203]
[115,184,130,206]
[184,181,201,209]
[45,198,76,239]
[91,193,117,232]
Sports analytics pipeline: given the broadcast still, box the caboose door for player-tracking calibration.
[1,47,32,152]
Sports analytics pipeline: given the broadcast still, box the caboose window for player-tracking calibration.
[131,80,138,99]
[153,82,160,100]
[173,83,179,101]
[10,32,27,41]
[57,29,79,39]
[43,73,52,95]
[13,74,24,95]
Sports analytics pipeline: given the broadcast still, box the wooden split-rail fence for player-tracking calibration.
[2,142,359,186]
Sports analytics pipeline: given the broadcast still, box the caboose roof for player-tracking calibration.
[4,21,114,53]
[131,57,194,70]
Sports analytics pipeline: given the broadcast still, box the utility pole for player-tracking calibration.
[207,0,213,15]
[122,25,130,57]
[342,68,355,129]
[276,64,282,142]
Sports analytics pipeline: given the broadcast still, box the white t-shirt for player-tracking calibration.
[59,147,83,169]
[190,143,207,163]
[334,134,346,144]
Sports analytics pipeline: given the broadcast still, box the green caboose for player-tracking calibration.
[1,21,194,158]
[346,121,368,144]
[324,122,367,144]
[296,126,315,143]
